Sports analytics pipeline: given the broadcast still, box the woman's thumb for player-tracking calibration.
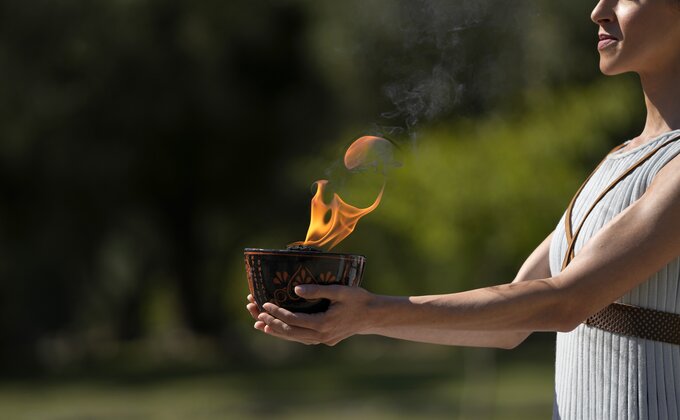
[295,284,343,300]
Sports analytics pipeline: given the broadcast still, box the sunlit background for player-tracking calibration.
[0,0,645,419]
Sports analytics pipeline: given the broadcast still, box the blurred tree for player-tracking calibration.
[0,0,341,371]
[0,0,646,372]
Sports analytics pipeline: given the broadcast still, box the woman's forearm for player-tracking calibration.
[361,324,530,349]
[360,233,554,348]
[362,277,574,339]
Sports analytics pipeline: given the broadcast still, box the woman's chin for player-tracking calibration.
[598,60,627,76]
[599,67,619,76]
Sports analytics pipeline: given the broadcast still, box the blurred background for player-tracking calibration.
[0,0,646,418]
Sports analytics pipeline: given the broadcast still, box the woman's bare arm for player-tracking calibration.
[350,232,554,349]
[256,155,680,346]
[248,233,553,348]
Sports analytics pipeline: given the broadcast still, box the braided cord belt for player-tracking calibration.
[563,134,680,345]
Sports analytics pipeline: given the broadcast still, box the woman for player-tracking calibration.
[247,0,680,418]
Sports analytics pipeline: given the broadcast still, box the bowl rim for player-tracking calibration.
[244,247,366,259]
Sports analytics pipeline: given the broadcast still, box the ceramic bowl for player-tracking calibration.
[244,248,366,313]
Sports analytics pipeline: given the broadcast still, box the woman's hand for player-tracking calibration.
[247,285,375,346]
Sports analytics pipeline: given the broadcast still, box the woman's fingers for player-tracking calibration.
[245,295,261,320]
[261,303,319,329]
[263,325,320,345]
[248,295,324,344]
[257,312,322,343]
[247,296,320,333]
[255,319,317,344]
[294,284,346,300]
[246,303,260,320]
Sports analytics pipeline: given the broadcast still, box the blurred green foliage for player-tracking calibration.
[341,78,641,296]
[0,1,646,407]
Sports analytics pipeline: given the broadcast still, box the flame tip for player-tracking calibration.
[298,178,384,250]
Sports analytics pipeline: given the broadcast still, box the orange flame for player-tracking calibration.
[344,135,394,171]
[291,180,384,251]
[290,135,390,251]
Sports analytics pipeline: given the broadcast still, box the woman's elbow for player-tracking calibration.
[555,318,582,333]
[496,332,531,350]
[497,339,522,350]
[553,303,590,333]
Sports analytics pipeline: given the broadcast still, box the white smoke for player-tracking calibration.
[372,0,490,146]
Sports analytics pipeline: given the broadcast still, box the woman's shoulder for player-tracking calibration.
[607,129,680,159]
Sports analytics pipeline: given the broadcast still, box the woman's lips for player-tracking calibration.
[598,33,619,50]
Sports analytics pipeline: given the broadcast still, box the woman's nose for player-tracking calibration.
[591,0,614,25]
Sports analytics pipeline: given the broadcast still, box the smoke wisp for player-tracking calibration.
[371,0,490,146]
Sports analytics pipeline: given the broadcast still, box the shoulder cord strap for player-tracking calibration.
[562,133,680,271]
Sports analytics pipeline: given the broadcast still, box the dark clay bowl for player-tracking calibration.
[244,248,366,313]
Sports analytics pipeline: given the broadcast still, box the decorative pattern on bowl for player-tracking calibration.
[244,248,366,313]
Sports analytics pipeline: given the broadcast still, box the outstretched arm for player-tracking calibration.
[251,232,553,348]
[255,155,680,346]
[330,232,554,348]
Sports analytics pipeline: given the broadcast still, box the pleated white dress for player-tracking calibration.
[550,130,680,420]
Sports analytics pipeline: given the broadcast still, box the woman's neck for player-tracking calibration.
[635,63,680,145]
